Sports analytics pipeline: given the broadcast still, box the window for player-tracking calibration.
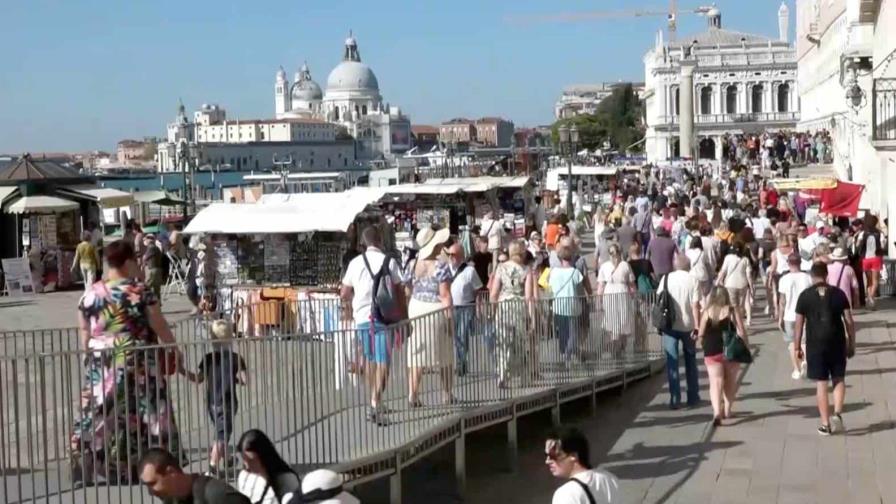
[726,85,738,114]
[777,83,790,112]
[700,86,713,115]
[673,88,680,115]
[751,85,763,113]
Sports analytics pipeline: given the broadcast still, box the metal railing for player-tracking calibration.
[0,292,662,504]
[873,78,896,141]
[658,111,800,126]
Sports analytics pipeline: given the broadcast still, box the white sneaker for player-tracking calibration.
[791,370,802,380]
[830,414,844,434]
[800,361,808,379]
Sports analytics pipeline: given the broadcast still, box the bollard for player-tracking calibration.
[507,414,519,473]
[455,429,466,497]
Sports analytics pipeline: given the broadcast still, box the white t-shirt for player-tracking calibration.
[342,247,403,325]
[778,271,813,322]
[657,270,702,332]
[481,218,505,251]
[597,260,634,295]
[238,470,277,504]
[720,255,751,290]
[449,262,483,306]
[686,248,711,282]
[552,469,620,504]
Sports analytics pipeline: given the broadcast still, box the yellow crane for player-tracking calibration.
[507,0,718,43]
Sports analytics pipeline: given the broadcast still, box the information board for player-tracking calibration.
[2,257,36,297]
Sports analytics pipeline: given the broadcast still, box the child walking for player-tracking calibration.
[187,319,247,477]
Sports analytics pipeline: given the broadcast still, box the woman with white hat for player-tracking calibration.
[406,225,455,407]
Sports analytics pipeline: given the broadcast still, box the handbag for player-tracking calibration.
[651,274,676,332]
[722,321,752,364]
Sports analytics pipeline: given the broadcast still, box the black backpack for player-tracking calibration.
[651,273,676,332]
[361,253,403,325]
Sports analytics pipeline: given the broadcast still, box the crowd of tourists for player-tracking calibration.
[721,130,834,166]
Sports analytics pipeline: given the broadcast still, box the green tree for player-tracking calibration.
[552,83,645,153]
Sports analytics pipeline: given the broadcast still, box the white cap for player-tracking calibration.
[301,469,360,504]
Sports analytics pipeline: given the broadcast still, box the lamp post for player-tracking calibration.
[557,124,579,216]
[169,141,196,217]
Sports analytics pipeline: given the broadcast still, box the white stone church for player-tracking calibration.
[275,33,412,160]
[643,3,800,162]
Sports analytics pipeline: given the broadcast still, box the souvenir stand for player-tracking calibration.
[184,188,390,338]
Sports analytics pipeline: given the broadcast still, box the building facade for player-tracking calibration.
[439,119,477,144]
[474,117,515,147]
[274,34,412,159]
[116,140,148,162]
[796,0,896,254]
[643,4,800,162]
[554,83,646,119]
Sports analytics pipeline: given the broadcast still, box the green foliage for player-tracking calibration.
[552,83,645,153]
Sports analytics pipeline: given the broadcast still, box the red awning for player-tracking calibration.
[819,181,864,217]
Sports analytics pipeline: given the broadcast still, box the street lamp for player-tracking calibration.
[557,124,579,216]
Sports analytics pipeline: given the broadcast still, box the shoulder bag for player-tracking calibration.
[722,319,752,364]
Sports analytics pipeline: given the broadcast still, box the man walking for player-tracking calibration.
[647,226,678,278]
[341,226,407,425]
[447,242,482,376]
[657,255,703,409]
[794,263,857,436]
[777,254,813,380]
[139,448,250,503]
[545,427,620,504]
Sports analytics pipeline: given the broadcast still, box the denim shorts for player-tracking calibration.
[356,322,392,364]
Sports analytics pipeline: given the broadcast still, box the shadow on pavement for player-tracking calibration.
[603,440,743,480]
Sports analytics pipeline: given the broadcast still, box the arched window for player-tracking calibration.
[334,107,340,120]
[700,86,713,115]
[777,83,790,112]
[674,88,680,116]
[726,85,738,114]
[751,85,764,113]
[362,105,368,115]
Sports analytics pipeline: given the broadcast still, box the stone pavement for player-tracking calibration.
[603,297,896,504]
[0,290,194,331]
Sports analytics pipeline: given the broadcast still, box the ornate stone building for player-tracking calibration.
[643,4,800,162]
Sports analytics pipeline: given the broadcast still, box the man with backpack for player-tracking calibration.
[656,255,703,409]
[341,226,407,425]
[545,427,620,503]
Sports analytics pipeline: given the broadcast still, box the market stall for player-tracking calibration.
[5,195,81,292]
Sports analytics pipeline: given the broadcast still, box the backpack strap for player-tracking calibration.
[566,478,598,504]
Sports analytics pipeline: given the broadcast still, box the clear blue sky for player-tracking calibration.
[0,0,793,153]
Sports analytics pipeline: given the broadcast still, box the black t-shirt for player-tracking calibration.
[795,283,850,351]
[185,475,251,504]
[198,348,247,407]
[472,252,492,285]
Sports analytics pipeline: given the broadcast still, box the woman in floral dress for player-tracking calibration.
[71,240,184,486]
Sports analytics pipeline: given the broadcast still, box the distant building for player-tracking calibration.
[438,117,515,147]
[411,125,440,151]
[439,118,477,144]
[642,5,799,161]
[554,83,645,119]
[116,139,149,162]
[474,117,515,147]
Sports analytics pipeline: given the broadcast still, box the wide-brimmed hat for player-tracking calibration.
[301,469,360,504]
[830,247,848,261]
[210,320,233,339]
[415,226,451,260]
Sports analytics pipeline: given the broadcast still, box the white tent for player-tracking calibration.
[5,195,80,214]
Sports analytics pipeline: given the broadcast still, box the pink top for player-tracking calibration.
[827,262,858,307]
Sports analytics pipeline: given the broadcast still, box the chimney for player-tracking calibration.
[778,1,790,43]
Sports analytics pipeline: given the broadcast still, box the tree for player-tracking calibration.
[551,83,645,153]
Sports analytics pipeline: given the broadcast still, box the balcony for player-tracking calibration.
[873,78,896,145]
[654,111,800,127]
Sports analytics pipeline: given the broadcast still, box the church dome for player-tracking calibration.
[292,62,323,101]
[327,61,379,92]
[326,33,380,93]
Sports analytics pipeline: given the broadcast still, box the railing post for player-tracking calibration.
[551,394,561,427]
[390,452,403,504]
[507,409,518,473]
[591,380,599,417]
[455,423,466,498]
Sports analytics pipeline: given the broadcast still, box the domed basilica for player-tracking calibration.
[275,33,411,159]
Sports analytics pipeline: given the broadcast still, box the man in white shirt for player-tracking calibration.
[777,254,813,380]
[546,428,620,504]
[340,226,407,425]
[657,256,703,409]
[447,242,482,376]
[480,211,505,267]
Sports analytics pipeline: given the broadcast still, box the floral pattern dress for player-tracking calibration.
[71,278,182,484]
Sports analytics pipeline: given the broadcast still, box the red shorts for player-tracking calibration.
[704,353,726,365]
[862,256,883,272]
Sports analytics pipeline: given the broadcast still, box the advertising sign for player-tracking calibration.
[2,257,36,297]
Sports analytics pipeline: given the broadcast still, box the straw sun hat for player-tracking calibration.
[415,226,451,260]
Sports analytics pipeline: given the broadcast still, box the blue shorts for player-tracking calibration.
[356,322,392,364]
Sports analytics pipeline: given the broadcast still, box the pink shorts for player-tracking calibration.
[862,256,883,272]
[704,353,726,365]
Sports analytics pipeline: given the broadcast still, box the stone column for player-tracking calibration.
[679,60,697,159]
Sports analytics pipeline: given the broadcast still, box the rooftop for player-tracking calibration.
[411,125,439,135]
[676,27,784,48]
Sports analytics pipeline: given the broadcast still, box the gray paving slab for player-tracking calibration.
[601,297,896,503]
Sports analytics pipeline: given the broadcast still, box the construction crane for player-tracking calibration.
[508,0,717,43]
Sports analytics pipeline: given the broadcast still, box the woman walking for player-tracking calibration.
[407,226,455,407]
[71,239,184,486]
[71,231,100,292]
[548,242,592,364]
[698,287,749,425]
[717,241,753,326]
[596,243,636,358]
[768,235,795,317]
[489,240,534,388]
[858,214,886,309]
